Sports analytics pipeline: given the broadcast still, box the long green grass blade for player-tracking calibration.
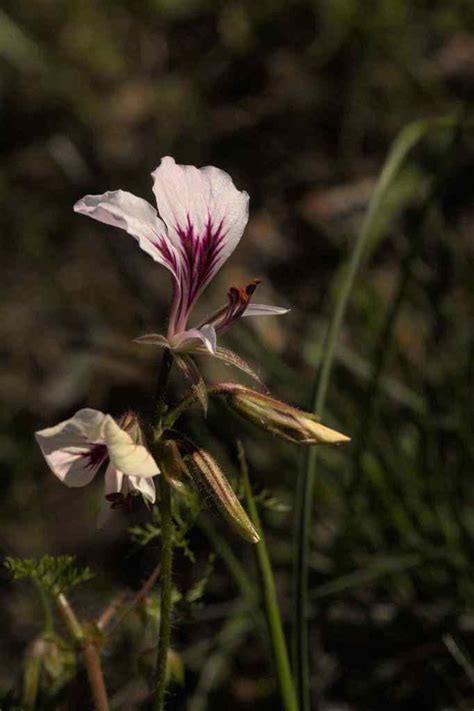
[291,115,457,711]
[240,444,298,711]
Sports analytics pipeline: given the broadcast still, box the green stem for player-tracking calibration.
[240,444,298,711]
[152,348,176,711]
[153,475,173,711]
[35,581,54,635]
[163,384,228,428]
[155,348,174,432]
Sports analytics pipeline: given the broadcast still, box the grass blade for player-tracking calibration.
[291,115,457,711]
[239,443,298,711]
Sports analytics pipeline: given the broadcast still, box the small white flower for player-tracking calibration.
[35,409,159,519]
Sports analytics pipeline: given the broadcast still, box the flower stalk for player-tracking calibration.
[153,475,173,711]
[153,349,175,711]
[31,154,351,711]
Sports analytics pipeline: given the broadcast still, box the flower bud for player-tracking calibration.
[220,385,350,445]
[158,439,188,493]
[117,411,144,444]
[182,440,260,544]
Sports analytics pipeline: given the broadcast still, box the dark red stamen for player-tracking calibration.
[105,492,138,512]
[213,278,261,333]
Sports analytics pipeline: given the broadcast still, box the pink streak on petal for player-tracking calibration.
[35,408,108,487]
[151,157,249,330]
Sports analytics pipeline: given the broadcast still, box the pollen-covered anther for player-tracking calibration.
[210,278,262,333]
[116,411,143,444]
[229,278,261,307]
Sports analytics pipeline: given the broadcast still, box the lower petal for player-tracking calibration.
[128,475,156,504]
[170,326,217,354]
[243,303,290,317]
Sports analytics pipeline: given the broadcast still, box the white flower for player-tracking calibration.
[35,409,159,517]
[74,157,288,360]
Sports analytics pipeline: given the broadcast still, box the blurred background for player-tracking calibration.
[1,1,474,709]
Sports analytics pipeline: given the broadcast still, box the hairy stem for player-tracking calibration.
[152,348,175,711]
[56,593,109,711]
[164,384,230,427]
[155,348,174,428]
[153,476,173,711]
[239,444,298,711]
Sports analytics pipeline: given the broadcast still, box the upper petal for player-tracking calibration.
[103,417,160,479]
[74,190,180,278]
[151,157,249,318]
[35,409,108,487]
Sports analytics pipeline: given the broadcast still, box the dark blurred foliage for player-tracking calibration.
[1,1,474,709]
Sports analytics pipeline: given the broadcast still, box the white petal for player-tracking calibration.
[243,303,290,317]
[170,325,217,354]
[151,157,249,288]
[134,333,170,347]
[198,324,217,353]
[104,464,124,495]
[74,190,180,278]
[103,417,159,478]
[35,409,108,487]
[128,475,156,504]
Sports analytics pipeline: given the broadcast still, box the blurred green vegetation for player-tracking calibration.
[1,1,474,709]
